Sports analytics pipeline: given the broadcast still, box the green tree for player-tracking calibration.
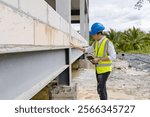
[89,36,94,46]
[117,27,150,52]
[105,27,150,53]
[105,29,122,52]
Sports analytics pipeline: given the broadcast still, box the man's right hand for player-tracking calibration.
[70,42,85,53]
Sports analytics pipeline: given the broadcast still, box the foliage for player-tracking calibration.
[89,36,95,46]
[104,27,150,54]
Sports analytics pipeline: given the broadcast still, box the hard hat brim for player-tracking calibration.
[89,31,97,36]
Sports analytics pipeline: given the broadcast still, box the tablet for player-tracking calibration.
[87,56,94,60]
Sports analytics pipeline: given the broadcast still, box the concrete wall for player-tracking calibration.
[48,5,61,30]
[0,3,34,45]
[0,0,18,8]
[19,0,48,23]
[34,21,50,45]
[71,28,88,46]
[0,0,87,47]
[60,17,69,34]
[34,20,69,46]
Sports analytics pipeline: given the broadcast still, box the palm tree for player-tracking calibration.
[120,27,150,52]
[105,29,122,52]
[105,29,119,43]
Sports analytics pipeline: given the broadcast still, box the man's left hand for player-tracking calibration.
[91,58,101,64]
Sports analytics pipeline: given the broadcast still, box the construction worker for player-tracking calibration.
[71,22,116,100]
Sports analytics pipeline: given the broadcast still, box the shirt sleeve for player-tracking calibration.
[107,41,116,61]
[84,46,94,53]
[84,42,95,54]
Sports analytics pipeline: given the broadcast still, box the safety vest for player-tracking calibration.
[94,38,112,74]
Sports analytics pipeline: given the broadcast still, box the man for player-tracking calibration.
[72,22,116,100]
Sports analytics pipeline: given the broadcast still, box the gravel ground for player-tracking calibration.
[72,54,150,100]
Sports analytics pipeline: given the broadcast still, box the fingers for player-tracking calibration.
[92,58,99,64]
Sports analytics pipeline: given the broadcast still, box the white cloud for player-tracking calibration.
[89,0,150,32]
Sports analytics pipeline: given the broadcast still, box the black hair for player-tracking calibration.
[97,31,103,35]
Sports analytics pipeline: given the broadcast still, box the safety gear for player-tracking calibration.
[90,23,105,35]
[94,38,112,74]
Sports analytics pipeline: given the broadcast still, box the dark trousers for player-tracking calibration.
[96,72,110,100]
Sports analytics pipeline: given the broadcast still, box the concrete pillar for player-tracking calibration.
[85,0,89,42]
[80,0,85,38]
[56,0,72,86]
[85,13,89,42]
[80,0,89,42]
[56,0,71,23]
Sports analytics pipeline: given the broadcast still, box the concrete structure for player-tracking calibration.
[0,0,89,99]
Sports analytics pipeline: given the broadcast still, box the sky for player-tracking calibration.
[89,0,150,32]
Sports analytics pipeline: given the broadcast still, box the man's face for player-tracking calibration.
[92,33,102,41]
[91,34,98,40]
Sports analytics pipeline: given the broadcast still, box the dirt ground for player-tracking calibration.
[72,59,150,100]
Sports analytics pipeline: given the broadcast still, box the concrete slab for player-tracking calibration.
[0,3,34,45]
[0,0,18,8]
[19,0,47,23]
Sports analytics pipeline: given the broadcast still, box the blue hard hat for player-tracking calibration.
[90,23,105,35]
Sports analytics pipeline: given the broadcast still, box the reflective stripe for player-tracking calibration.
[96,63,112,67]
[103,40,109,57]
